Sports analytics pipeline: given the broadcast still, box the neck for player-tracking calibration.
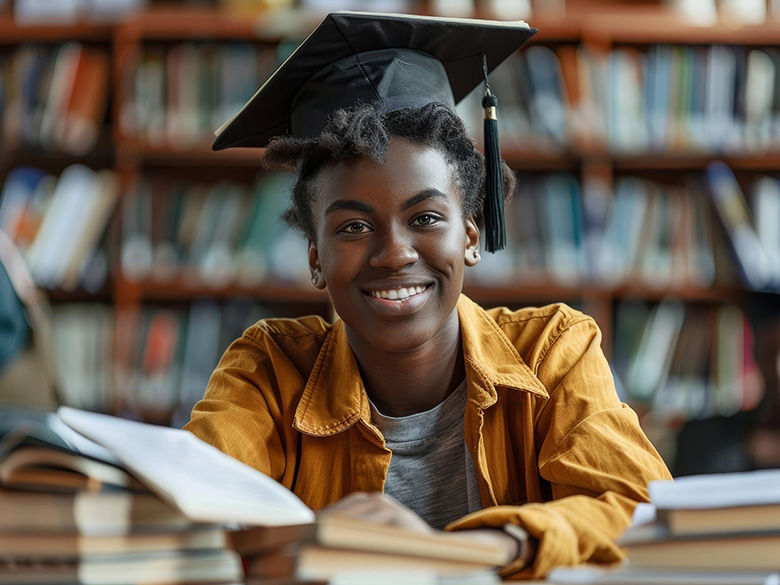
[346,309,465,417]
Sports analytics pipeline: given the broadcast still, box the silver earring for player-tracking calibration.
[311,273,320,286]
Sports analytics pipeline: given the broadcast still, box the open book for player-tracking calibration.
[54,406,315,526]
[1,406,314,526]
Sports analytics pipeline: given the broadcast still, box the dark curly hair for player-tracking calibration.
[263,101,515,241]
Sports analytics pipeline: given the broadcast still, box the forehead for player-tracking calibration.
[313,138,461,211]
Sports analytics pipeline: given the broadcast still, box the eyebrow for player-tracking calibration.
[324,199,374,216]
[323,188,447,216]
[402,188,447,210]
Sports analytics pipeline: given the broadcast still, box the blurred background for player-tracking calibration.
[1,0,779,476]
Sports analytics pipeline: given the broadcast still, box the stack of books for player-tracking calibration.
[0,409,246,585]
[547,469,780,585]
[621,470,780,572]
[1,408,506,585]
[230,516,505,584]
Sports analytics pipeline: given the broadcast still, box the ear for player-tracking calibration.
[464,217,481,267]
[308,239,327,289]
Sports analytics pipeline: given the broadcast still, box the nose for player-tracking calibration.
[368,226,419,270]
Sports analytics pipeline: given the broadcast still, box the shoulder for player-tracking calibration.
[486,302,597,348]
[243,314,332,344]
[480,302,604,381]
[220,314,333,371]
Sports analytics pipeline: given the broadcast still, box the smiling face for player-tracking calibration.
[308,137,480,355]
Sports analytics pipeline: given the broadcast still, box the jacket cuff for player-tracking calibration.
[445,503,621,579]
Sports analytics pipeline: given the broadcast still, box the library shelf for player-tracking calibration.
[117,280,744,307]
[117,142,265,168]
[610,152,780,172]
[466,283,744,304]
[0,17,111,43]
[500,147,580,171]
[0,139,116,169]
[116,7,281,42]
[126,279,329,304]
[115,145,780,174]
[46,286,113,303]
[580,12,780,47]
[3,2,776,433]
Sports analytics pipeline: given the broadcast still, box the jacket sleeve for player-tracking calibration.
[183,331,297,483]
[447,315,672,579]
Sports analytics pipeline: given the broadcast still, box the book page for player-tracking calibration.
[649,469,780,509]
[57,406,314,526]
[45,413,120,466]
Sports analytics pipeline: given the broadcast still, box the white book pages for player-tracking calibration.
[57,406,315,526]
[648,469,780,510]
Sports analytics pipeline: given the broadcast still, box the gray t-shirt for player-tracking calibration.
[369,380,482,529]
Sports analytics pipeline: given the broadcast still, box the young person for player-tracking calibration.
[185,12,671,579]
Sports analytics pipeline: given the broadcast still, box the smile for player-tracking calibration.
[366,284,429,301]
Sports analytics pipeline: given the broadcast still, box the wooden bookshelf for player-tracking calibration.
[2,3,778,434]
[0,16,111,43]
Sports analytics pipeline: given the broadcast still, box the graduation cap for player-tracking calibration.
[213,11,537,252]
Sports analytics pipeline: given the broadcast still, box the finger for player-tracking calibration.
[319,492,384,515]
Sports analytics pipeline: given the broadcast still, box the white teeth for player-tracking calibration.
[369,285,427,301]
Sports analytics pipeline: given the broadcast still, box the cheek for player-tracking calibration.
[320,242,362,279]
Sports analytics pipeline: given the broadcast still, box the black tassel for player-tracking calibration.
[481,56,505,253]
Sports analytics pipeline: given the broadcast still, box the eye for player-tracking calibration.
[338,221,372,234]
[411,213,441,227]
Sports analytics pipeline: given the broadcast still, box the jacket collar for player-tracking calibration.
[293,295,547,437]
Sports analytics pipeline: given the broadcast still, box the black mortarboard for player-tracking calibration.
[213,11,537,251]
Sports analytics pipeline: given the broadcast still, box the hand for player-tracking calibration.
[318,491,432,533]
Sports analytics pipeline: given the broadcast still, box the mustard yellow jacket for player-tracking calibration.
[185,295,671,578]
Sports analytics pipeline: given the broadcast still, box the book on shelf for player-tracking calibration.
[170,300,223,427]
[51,304,114,413]
[705,161,777,291]
[751,176,780,281]
[608,48,646,153]
[0,167,47,245]
[13,0,143,24]
[654,306,713,419]
[119,172,310,288]
[120,177,154,282]
[125,41,277,147]
[56,46,110,156]
[2,42,110,155]
[612,301,757,420]
[133,308,185,419]
[624,301,686,403]
[596,177,650,285]
[541,173,585,286]
[4,164,118,293]
[523,45,569,148]
[48,300,279,428]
